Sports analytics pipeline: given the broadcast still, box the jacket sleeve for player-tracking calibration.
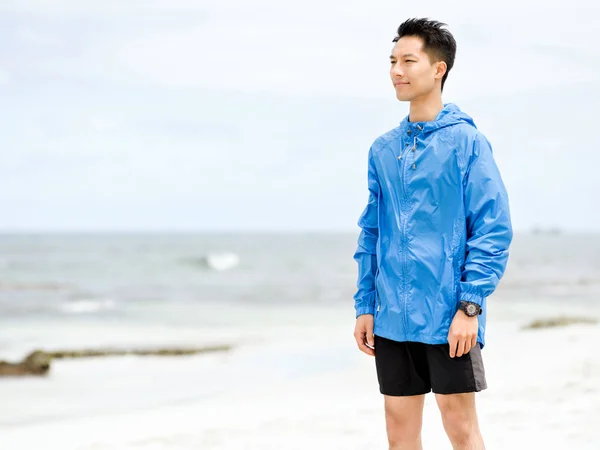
[458,134,513,308]
[353,146,380,318]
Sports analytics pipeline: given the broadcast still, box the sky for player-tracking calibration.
[1,0,599,232]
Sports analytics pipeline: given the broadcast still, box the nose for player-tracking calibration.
[390,61,404,78]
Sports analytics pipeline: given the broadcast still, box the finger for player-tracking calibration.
[360,338,375,356]
[456,336,466,358]
[463,338,472,354]
[468,336,477,353]
[448,336,457,358]
[366,323,375,349]
[463,336,472,355]
[355,332,374,356]
[465,337,475,353]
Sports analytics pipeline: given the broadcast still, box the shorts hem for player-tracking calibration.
[432,384,488,395]
[380,388,432,397]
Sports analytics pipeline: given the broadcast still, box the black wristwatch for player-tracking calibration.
[459,300,482,317]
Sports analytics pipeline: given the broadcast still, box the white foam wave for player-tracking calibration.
[59,298,117,314]
[204,252,240,271]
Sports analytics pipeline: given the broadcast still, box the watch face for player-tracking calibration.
[466,304,477,316]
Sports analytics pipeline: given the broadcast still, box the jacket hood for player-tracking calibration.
[399,103,476,134]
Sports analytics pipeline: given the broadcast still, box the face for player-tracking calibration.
[389,36,446,102]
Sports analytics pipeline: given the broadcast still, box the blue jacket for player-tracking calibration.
[353,103,512,347]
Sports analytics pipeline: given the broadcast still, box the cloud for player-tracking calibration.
[15,26,63,46]
[88,116,120,133]
[1,0,599,231]
[0,0,209,15]
[113,21,384,98]
[106,1,597,101]
[0,70,9,85]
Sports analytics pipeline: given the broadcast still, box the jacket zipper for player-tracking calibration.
[398,134,414,337]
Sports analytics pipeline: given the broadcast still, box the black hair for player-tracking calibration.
[392,18,457,91]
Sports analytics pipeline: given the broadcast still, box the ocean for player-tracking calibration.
[1,231,598,324]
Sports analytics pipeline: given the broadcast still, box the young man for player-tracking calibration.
[352,18,513,450]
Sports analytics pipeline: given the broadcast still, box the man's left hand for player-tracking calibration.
[447,309,478,358]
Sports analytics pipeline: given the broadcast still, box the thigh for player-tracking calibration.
[434,391,480,429]
[384,393,426,441]
[435,391,476,413]
[374,334,431,396]
[426,343,487,395]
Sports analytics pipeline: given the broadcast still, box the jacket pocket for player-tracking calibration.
[374,268,381,316]
[450,217,464,299]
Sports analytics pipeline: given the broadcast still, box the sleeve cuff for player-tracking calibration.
[355,304,375,318]
[459,292,485,307]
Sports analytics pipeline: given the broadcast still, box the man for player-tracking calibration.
[352,18,513,450]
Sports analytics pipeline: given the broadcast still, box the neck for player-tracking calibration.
[408,90,444,123]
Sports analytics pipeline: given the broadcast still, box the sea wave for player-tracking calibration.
[58,298,117,314]
[186,252,240,271]
[0,281,74,292]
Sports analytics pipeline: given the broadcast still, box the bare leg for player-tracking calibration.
[383,394,425,450]
[435,393,485,450]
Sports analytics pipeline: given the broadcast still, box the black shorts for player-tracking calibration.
[374,334,487,396]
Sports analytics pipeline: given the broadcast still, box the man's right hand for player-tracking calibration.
[354,314,375,356]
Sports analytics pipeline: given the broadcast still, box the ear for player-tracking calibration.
[434,61,447,80]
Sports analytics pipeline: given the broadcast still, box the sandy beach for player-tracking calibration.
[1,302,599,450]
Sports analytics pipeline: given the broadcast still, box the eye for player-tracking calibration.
[405,60,416,63]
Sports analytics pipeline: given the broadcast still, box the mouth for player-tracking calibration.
[394,82,409,87]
